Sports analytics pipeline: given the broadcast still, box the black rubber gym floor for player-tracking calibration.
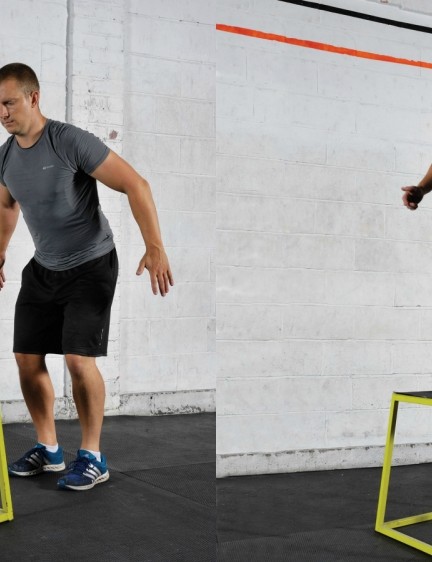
[1,414,215,562]
[217,463,432,561]
[4,413,431,561]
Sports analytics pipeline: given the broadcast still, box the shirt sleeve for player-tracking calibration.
[0,136,14,186]
[59,123,110,175]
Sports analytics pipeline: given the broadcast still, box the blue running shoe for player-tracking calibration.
[57,450,109,491]
[8,443,65,476]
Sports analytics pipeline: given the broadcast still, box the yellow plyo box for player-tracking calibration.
[376,391,432,556]
[0,405,13,523]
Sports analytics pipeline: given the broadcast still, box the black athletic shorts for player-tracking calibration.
[13,248,118,357]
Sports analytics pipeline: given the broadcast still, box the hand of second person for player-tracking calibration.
[136,247,174,297]
[401,186,423,210]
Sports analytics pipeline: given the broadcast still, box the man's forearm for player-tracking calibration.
[126,180,164,250]
[418,165,432,194]
[0,203,19,254]
[90,151,166,251]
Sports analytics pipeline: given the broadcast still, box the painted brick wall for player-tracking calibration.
[216,0,432,476]
[0,0,68,420]
[5,0,432,478]
[366,0,432,14]
[65,0,125,417]
[120,0,216,414]
[0,0,216,421]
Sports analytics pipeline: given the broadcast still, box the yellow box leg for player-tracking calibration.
[377,526,432,556]
[376,392,432,556]
[0,405,13,522]
[376,394,398,529]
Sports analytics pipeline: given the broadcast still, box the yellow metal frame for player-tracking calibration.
[375,392,432,555]
[0,405,13,523]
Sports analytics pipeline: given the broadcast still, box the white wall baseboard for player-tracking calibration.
[0,389,215,424]
[216,442,432,478]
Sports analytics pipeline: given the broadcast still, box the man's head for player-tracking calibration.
[0,63,41,136]
[0,63,40,95]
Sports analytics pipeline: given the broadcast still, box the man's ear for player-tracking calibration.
[30,90,40,108]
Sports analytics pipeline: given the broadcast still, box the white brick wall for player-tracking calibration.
[0,0,68,408]
[66,0,125,414]
[4,0,432,478]
[121,0,216,409]
[216,0,432,476]
[0,0,216,421]
[366,0,432,15]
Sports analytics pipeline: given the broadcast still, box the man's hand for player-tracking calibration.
[136,247,174,297]
[402,186,424,210]
[0,253,6,291]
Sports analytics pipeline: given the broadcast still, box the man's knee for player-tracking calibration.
[14,353,46,376]
[65,354,96,378]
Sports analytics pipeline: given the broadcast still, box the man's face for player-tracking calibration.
[0,78,36,136]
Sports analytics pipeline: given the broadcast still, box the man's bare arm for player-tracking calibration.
[417,164,432,194]
[91,150,174,296]
[0,183,20,290]
[401,164,432,210]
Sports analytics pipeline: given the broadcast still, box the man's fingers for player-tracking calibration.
[162,273,170,296]
[401,186,422,210]
[136,258,146,276]
[158,274,165,297]
[137,252,173,296]
[136,256,161,294]
[165,272,171,292]
[156,272,167,297]
[167,268,174,286]
[151,271,159,295]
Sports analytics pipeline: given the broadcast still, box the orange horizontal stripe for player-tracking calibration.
[216,23,432,70]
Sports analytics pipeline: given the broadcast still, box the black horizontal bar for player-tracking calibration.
[278,0,432,34]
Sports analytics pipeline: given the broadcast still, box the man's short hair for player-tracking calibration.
[0,63,40,94]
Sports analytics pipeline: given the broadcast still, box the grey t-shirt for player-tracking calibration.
[0,119,115,270]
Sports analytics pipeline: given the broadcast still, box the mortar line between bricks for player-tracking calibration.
[217,154,432,172]
[216,264,402,273]
[216,301,432,309]
[127,50,215,65]
[216,152,432,171]
[216,228,432,242]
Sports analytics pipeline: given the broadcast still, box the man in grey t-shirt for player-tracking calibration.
[0,63,174,491]
[0,118,115,269]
